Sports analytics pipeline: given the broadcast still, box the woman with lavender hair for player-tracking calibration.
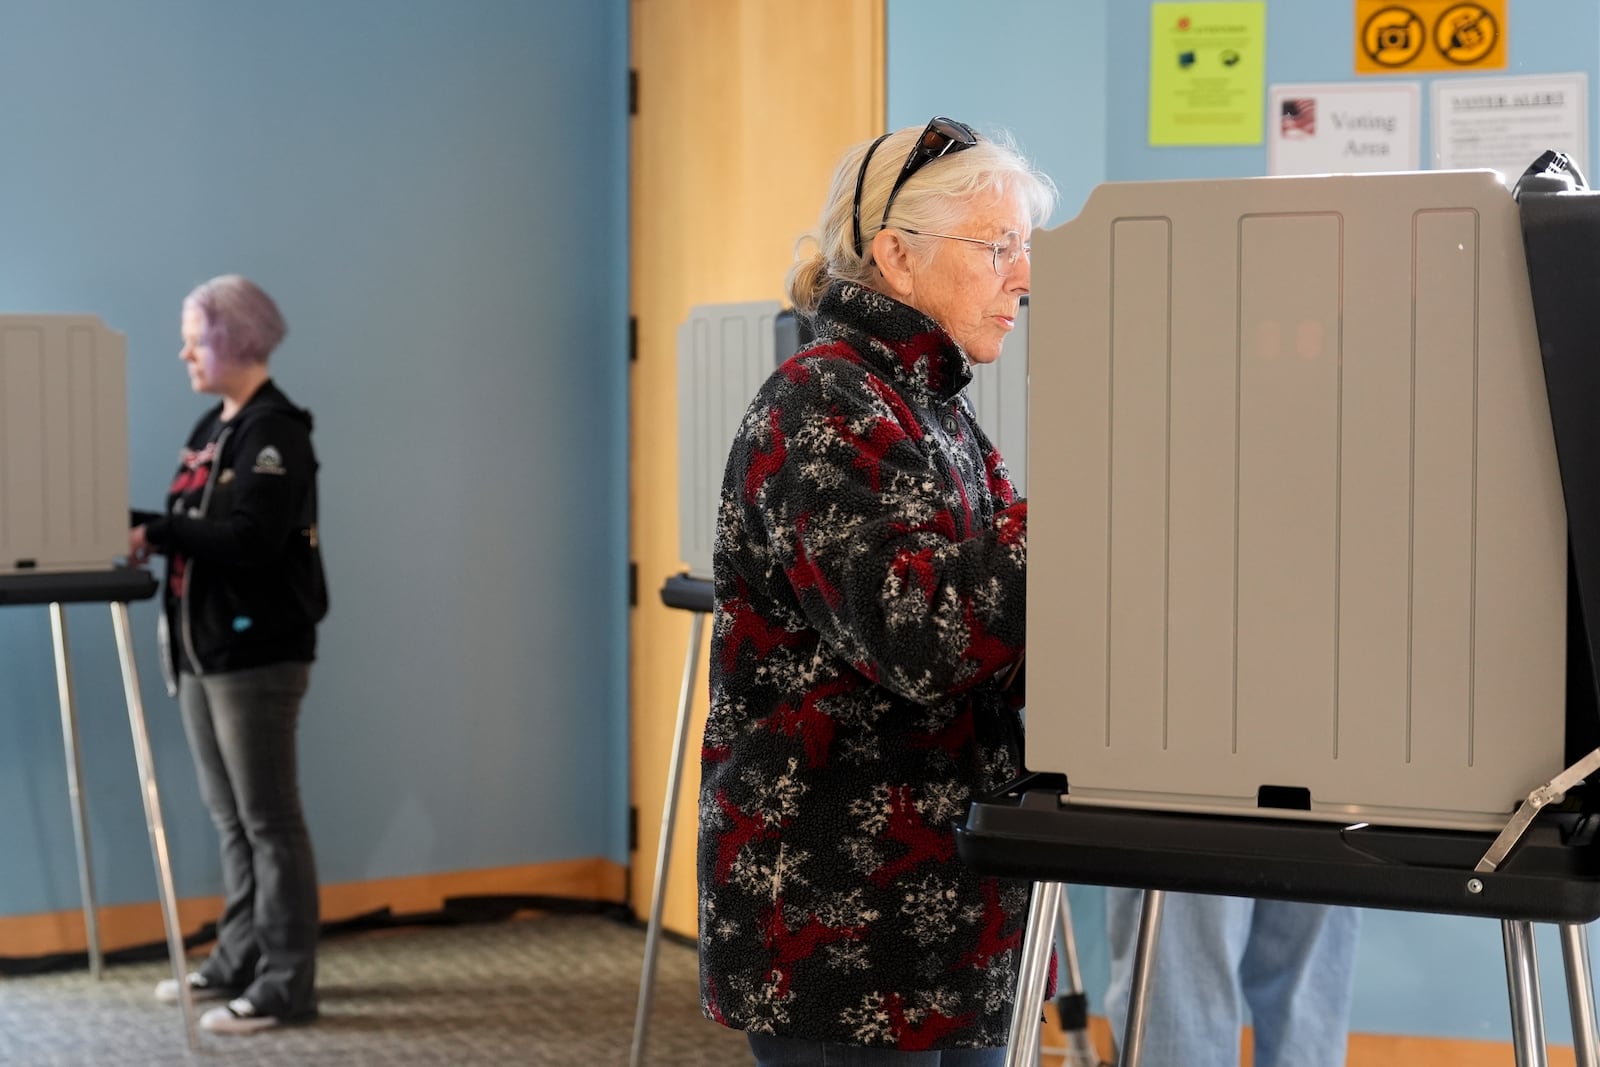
[129,274,327,1035]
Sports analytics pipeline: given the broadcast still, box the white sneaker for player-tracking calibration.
[199,997,280,1035]
[153,972,229,1004]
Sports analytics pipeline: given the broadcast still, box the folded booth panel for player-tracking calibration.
[1335,203,1417,781]
[675,301,782,583]
[1031,207,1111,756]
[1236,212,1342,774]
[1164,217,1243,768]
[966,301,1030,496]
[1028,171,1566,830]
[0,316,127,575]
[1408,210,1478,775]
[1107,219,1171,756]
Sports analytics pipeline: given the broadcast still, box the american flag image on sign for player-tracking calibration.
[1281,98,1316,138]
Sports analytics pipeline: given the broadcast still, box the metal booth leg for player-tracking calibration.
[48,603,103,980]
[1561,923,1599,1067]
[1050,890,1100,1067]
[1005,880,1064,1067]
[110,602,199,1049]
[1502,919,1550,1067]
[1119,889,1167,1067]
[629,609,707,1067]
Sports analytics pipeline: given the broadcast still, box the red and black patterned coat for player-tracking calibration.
[697,281,1032,1050]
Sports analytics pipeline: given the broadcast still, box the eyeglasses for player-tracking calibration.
[897,228,1030,277]
[852,116,979,258]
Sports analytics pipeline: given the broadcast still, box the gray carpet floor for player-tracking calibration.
[0,915,751,1066]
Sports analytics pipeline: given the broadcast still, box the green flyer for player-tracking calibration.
[1149,1,1266,145]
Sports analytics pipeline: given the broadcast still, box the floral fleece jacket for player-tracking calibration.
[697,280,1034,1051]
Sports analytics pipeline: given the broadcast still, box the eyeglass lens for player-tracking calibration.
[992,232,1027,276]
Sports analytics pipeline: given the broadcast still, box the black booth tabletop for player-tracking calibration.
[661,572,714,614]
[0,567,159,606]
[958,783,1600,925]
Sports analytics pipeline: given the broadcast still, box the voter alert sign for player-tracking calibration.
[1356,0,1505,74]
[1268,82,1420,175]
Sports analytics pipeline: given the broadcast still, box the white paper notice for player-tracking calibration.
[1432,73,1588,183]
[1267,82,1420,176]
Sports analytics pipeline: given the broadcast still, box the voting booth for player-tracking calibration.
[0,315,198,1047]
[1,316,129,574]
[957,164,1600,1066]
[1031,168,1567,831]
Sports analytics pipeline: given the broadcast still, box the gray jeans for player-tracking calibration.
[178,663,318,1020]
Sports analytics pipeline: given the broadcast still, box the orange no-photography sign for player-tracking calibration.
[1356,0,1506,74]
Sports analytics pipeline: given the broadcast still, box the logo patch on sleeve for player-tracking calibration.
[252,445,286,475]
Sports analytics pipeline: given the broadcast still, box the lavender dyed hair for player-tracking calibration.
[183,275,287,365]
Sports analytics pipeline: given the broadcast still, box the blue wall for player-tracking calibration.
[0,1,630,922]
[887,0,1108,226]
[889,0,1600,1045]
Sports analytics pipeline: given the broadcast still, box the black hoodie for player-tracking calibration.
[135,379,328,687]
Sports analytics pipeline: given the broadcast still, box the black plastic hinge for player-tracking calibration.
[629,805,640,852]
[629,69,639,116]
[629,561,638,607]
[629,316,638,362]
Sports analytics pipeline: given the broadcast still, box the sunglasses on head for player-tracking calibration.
[851,116,980,258]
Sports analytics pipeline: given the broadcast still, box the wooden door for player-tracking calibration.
[630,0,885,937]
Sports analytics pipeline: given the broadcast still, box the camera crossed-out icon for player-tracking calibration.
[1363,6,1426,67]
[1361,3,1499,69]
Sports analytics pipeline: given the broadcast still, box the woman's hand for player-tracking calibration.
[128,525,152,566]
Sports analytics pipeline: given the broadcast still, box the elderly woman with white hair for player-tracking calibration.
[697,119,1056,1065]
[130,274,327,1035]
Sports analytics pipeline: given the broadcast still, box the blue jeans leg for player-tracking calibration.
[1238,900,1360,1067]
[746,1033,1007,1066]
[1105,890,1251,1067]
[178,663,319,1020]
[1104,890,1359,1067]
